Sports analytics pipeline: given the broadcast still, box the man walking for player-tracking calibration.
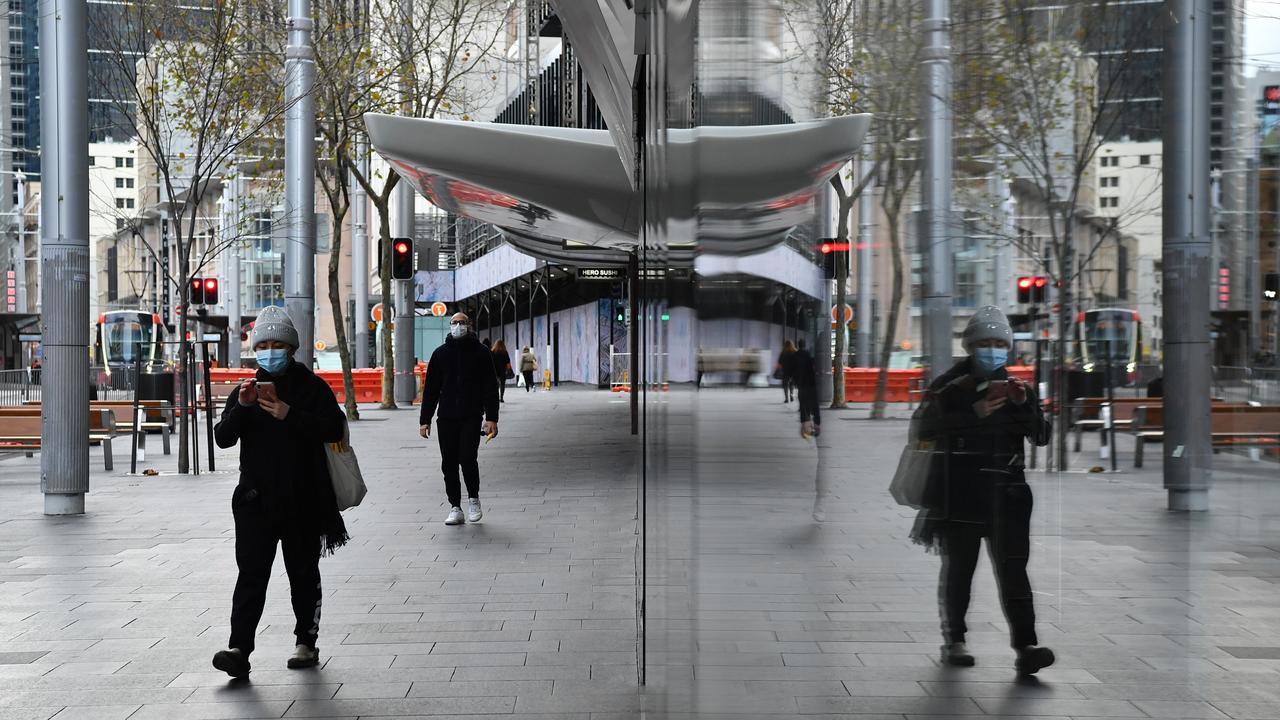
[419,313,500,525]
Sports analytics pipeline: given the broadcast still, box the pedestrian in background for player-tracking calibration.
[520,345,538,392]
[792,339,820,436]
[211,306,348,679]
[911,305,1055,676]
[777,340,797,403]
[492,339,513,403]
[420,313,500,525]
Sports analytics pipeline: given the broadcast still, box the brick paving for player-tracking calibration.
[0,386,1278,718]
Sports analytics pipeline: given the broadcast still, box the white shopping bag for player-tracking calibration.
[325,420,367,510]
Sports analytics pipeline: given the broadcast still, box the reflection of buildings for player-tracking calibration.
[379,2,836,386]
[1096,141,1162,357]
[1247,70,1280,361]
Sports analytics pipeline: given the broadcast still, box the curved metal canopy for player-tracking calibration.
[364,113,870,262]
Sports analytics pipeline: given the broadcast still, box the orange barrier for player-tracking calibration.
[209,366,422,404]
[842,365,1037,402]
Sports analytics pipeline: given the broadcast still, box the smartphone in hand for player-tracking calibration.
[986,379,1008,399]
[256,381,277,402]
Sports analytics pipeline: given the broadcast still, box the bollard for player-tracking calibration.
[1099,404,1111,460]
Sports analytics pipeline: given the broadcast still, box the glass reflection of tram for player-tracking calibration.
[93,310,168,389]
[1075,308,1143,387]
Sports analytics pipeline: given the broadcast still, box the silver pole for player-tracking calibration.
[284,0,317,367]
[15,174,28,313]
[855,147,874,367]
[392,0,415,402]
[1161,0,1213,511]
[921,0,954,381]
[394,182,416,402]
[39,0,89,515]
[225,172,242,367]
[351,135,369,368]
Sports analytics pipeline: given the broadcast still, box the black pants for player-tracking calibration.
[437,416,482,507]
[522,370,534,390]
[498,378,507,401]
[782,377,794,401]
[797,384,820,426]
[938,483,1037,648]
[229,488,322,656]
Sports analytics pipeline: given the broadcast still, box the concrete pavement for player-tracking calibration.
[0,386,1278,718]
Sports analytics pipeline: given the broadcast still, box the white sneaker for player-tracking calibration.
[467,498,483,523]
[445,506,465,525]
[286,644,319,669]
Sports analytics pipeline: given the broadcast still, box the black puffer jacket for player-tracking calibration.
[214,361,349,554]
[419,334,500,424]
[914,357,1050,527]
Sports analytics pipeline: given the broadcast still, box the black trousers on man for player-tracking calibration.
[937,481,1037,648]
[437,416,483,507]
[796,383,821,426]
[229,487,322,656]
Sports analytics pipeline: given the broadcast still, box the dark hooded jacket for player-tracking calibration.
[419,333,500,424]
[214,361,349,555]
[911,357,1050,541]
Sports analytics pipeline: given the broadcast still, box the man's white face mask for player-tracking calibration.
[450,320,469,339]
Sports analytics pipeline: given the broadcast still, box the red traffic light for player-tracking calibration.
[819,242,850,254]
[395,241,410,255]
[1033,277,1047,288]
[1017,277,1034,289]
[204,278,217,291]
[1266,85,1280,103]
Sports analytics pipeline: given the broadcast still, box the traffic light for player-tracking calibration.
[1017,276,1033,304]
[203,277,219,305]
[1265,273,1279,301]
[818,239,849,280]
[1032,276,1048,303]
[391,237,414,280]
[189,277,205,305]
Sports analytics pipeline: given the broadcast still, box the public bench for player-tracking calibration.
[0,408,119,469]
[22,400,173,455]
[1132,405,1280,467]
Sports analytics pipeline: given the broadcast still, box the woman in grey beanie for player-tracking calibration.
[210,305,348,679]
[910,305,1056,676]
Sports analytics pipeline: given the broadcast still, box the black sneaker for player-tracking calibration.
[1015,646,1055,675]
[941,642,975,667]
[212,648,251,678]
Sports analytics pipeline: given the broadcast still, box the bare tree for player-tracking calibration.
[958,0,1159,468]
[92,0,290,472]
[786,0,926,418]
[342,0,508,407]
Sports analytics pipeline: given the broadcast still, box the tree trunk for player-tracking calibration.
[375,202,396,409]
[831,193,853,409]
[871,208,905,420]
[177,260,190,473]
[329,213,359,420]
[1054,214,1075,471]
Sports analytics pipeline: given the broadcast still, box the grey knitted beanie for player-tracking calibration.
[250,305,299,348]
[961,305,1012,352]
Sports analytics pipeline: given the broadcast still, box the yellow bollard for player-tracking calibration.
[543,368,551,390]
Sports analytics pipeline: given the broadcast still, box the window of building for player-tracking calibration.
[1139,155,1150,165]
[126,198,135,209]
[116,198,127,209]
[116,218,127,231]
[88,156,96,166]
[115,177,125,188]
[126,157,134,168]
[115,157,124,168]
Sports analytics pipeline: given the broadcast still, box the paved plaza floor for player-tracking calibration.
[1,385,1279,719]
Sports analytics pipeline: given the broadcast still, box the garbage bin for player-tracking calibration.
[139,371,176,428]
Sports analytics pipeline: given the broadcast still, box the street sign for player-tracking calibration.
[430,302,448,317]
[371,303,384,322]
[830,304,854,324]
[577,267,625,281]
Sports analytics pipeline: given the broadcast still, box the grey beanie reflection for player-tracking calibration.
[962,305,1012,352]
[250,305,299,348]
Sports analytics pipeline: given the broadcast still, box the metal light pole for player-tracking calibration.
[284,0,317,366]
[351,135,370,368]
[225,171,243,367]
[1161,0,1213,511]
[921,0,954,381]
[392,0,416,403]
[856,141,874,368]
[39,0,89,515]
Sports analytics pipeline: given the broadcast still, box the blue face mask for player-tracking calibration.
[973,347,1008,374]
[256,348,290,375]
